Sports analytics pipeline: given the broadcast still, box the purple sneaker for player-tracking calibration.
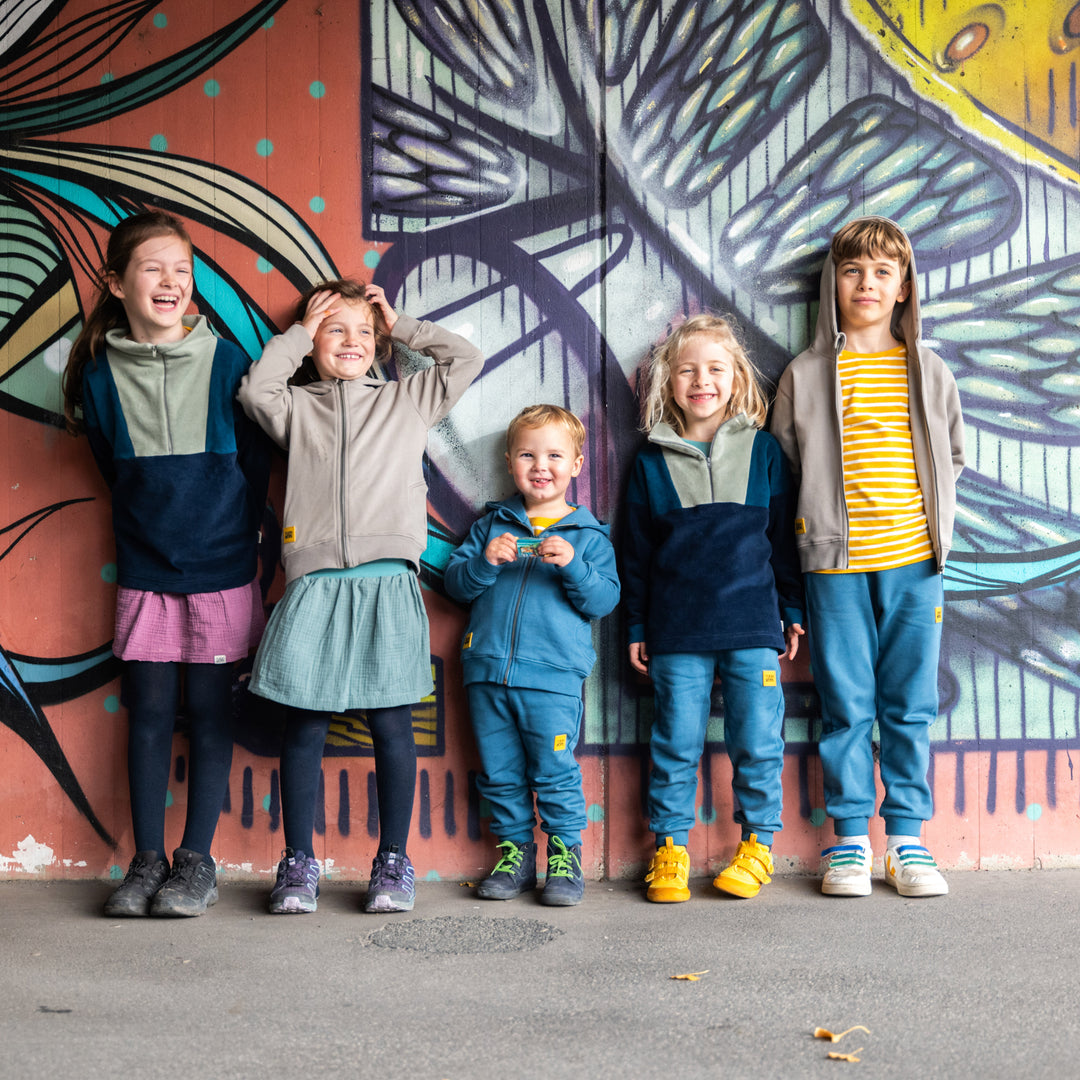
[364,845,415,912]
[269,848,320,914]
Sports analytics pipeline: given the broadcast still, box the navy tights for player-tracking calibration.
[124,660,234,860]
[281,704,416,856]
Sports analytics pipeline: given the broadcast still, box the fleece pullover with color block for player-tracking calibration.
[80,314,270,594]
[444,495,620,692]
[621,415,803,656]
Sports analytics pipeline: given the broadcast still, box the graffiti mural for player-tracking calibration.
[1,0,1078,879]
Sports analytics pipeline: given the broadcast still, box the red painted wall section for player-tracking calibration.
[2,1,1079,881]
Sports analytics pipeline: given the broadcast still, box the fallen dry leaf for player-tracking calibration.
[459,881,476,888]
[813,1026,870,1043]
[827,1048,863,1063]
[669,970,709,981]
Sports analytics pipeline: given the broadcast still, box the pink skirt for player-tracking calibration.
[112,579,265,663]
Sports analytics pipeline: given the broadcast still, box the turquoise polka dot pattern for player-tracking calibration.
[256,139,273,157]
[101,563,117,583]
[100,73,114,84]
[256,256,273,274]
[309,81,326,98]
[104,695,120,713]
[309,196,326,213]
[810,807,827,827]
[262,794,272,811]
[153,13,167,29]
[586,803,604,822]
[204,79,221,97]
[1026,803,1043,821]
[696,805,717,825]
[363,250,381,269]
[150,134,167,152]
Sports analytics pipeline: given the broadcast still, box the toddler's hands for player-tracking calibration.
[629,641,649,676]
[784,622,805,661]
[365,283,398,332]
[300,289,339,338]
[484,532,518,566]
[536,535,574,567]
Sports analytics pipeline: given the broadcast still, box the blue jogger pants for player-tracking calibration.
[804,559,943,837]
[647,648,785,847]
[466,683,586,846]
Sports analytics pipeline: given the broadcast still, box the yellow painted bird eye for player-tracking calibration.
[944,22,990,66]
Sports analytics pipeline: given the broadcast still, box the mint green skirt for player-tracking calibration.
[249,568,432,711]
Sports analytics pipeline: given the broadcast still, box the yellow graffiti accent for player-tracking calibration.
[0,278,79,378]
[843,0,1080,185]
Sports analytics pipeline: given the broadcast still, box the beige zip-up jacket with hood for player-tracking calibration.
[770,216,965,573]
[239,312,484,584]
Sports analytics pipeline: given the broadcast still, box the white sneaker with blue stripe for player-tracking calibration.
[884,844,948,897]
[821,842,873,897]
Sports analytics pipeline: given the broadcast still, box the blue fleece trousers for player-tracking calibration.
[466,683,586,847]
[647,648,785,848]
[804,559,943,837]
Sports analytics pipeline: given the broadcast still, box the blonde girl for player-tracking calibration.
[622,314,803,903]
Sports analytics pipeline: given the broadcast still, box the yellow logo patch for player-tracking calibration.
[283,526,296,543]
[794,518,806,535]
[553,734,567,752]
[762,670,777,687]
[463,632,473,649]
[935,606,943,624]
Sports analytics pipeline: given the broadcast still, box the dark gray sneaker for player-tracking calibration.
[150,848,218,917]
[540,836,584,906]
[103,851,170,917]
[364,846,415,913]
[477,839,537,900]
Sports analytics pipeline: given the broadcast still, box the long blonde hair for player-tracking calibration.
[639,314,769,434]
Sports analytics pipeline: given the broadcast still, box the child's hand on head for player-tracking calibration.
[484,532,518,566]
[536,535,574,568]
[300,290,340,338]
[365,284,398,332]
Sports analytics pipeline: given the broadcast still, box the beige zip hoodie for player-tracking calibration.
[770,216,965,573]
[239,312,483,583]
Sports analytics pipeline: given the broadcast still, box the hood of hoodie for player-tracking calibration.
[813,215,922,359]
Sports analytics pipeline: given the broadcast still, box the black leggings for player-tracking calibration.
[280,704,416,856]
[124,661,234,860]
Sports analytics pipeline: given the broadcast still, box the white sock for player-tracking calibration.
[887,834,922,851]
[835,834,871,853]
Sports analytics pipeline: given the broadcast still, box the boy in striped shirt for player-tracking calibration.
[771,217,965,898]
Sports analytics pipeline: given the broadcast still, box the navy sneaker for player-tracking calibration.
[103,851,170,917]
[364,845,415,912]
[540,836,584,906]
[150,848,218,917]
[477,839,538,900]
[269,848,321,914]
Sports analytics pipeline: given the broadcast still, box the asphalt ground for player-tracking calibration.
[2,869,1078,1079]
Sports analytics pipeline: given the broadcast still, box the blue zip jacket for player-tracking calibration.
[444,495,621,692]
[81,316,269,594]
[622,415,803,655]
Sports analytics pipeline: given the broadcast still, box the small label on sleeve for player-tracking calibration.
[794,518,806,535]
[283,526,296,543]
[935,606,943,623]
[463,632,473,649]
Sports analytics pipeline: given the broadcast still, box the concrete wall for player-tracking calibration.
[2,0,1078,882]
